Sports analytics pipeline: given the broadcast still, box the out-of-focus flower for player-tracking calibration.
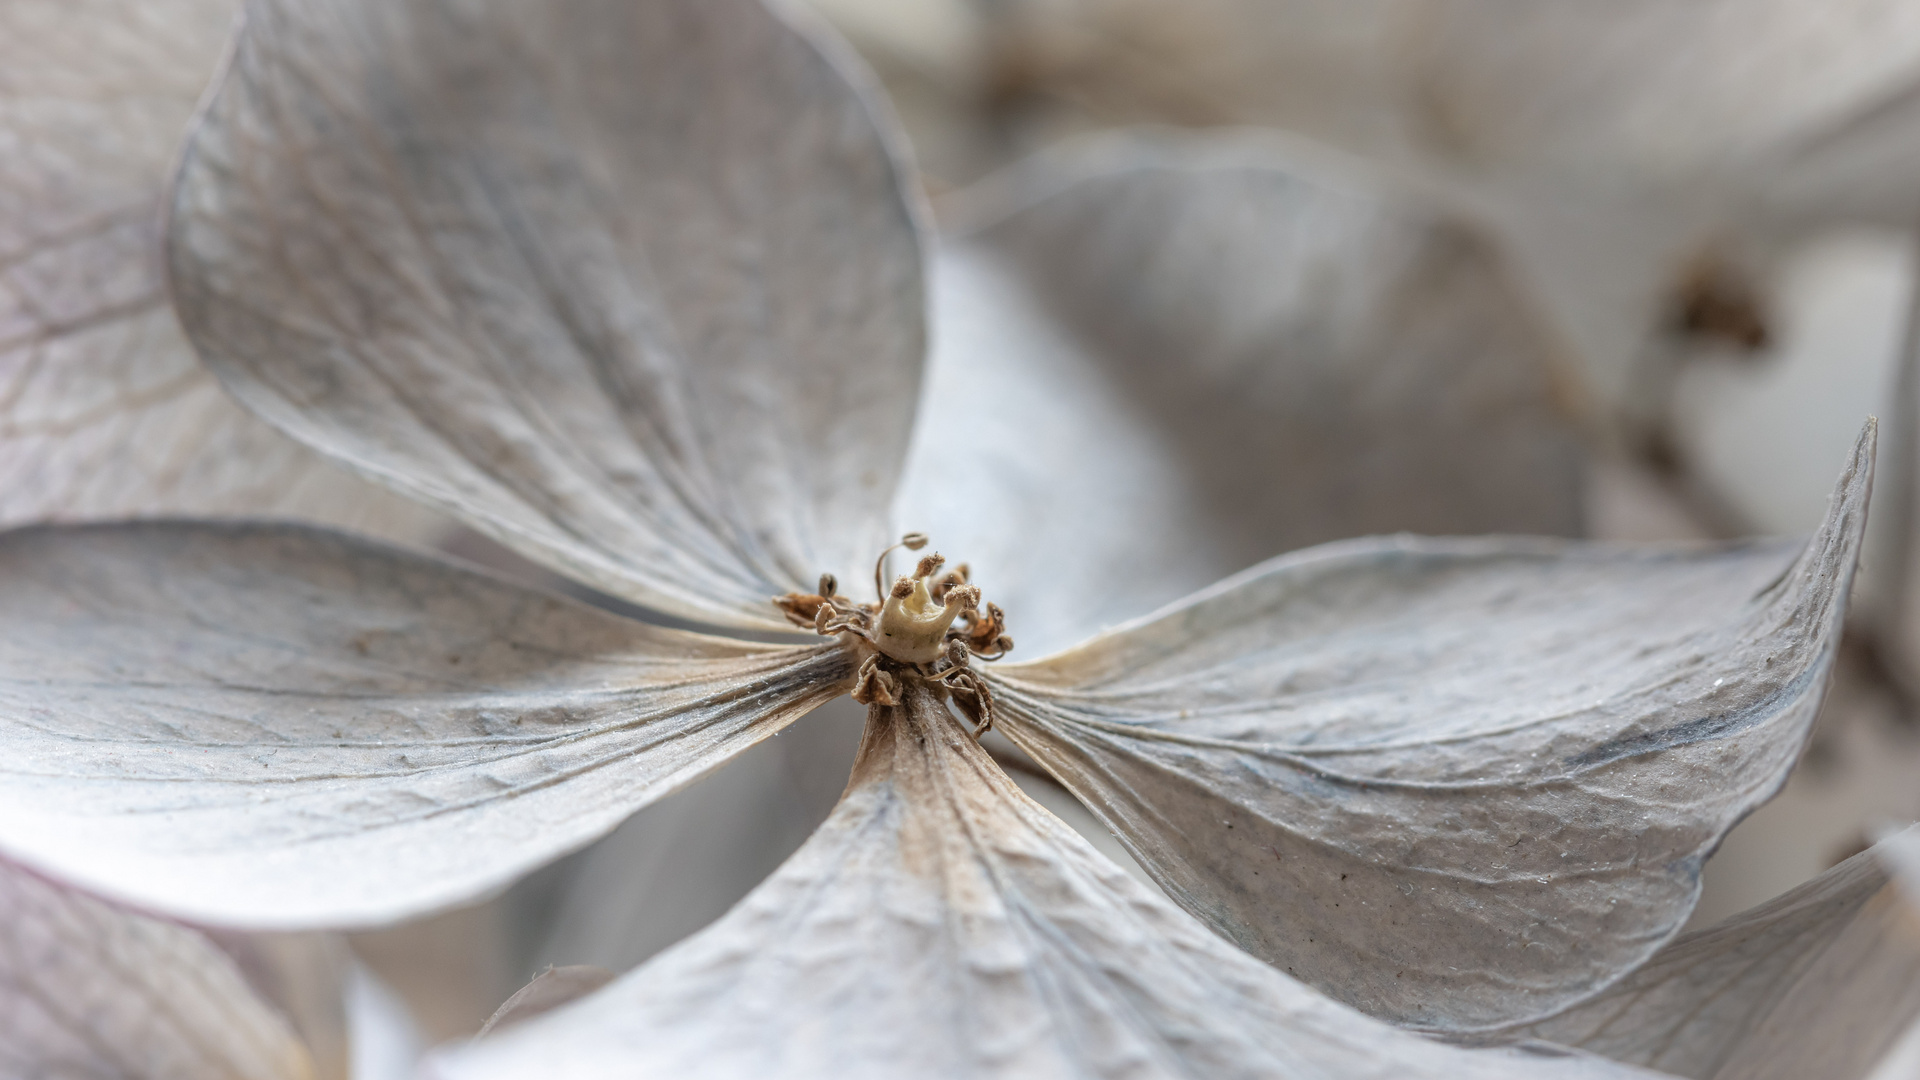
[966,0,1920,404]
[0,855,316,1080]
[0,0,1883,1075]
[0,0,444,542]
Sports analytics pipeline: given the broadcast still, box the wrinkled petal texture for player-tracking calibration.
[168,0,925,630]
[0,856,311,1080]
[1508,825,1920,1080]
[986,426,1871,1031]
[0,0,445,543]
[902,134,1582,656]
[432,681,1663,1080]
[0,522,852,928]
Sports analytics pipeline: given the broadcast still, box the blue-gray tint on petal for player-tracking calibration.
[0,522,850,928]
[988,424,1872,1030]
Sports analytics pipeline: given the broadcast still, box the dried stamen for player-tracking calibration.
[778,533,1011,740]
[851,653,900,707]
[872,531,930,603]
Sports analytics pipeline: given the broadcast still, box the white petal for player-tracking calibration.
[0,855,311,1080]
[0,0,447,544]
[0,522,851,927]
[1507,824,1920,1080]
[984,423,1872,1031]
[168,0,927,631]
[428,682,1663,1080]
[901,132,1583,656]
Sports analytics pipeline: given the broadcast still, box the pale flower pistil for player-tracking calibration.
[776,532,1012,737]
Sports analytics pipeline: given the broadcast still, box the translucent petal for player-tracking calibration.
[428,682,1664,1080]
[1506,825,1920,1080]
[985,423,1872,1030]
[0,522,851,928]
[0,855,311,1080]
[900,133,1582,656]
[168,0,926,631]
[0,0,444,544]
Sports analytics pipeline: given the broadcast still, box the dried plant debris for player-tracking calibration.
[0,0,1887,1074]
[0,0,444,545]
[0,856,312,1080]
[1501,824,1920,1080]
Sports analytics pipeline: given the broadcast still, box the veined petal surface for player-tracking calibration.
[901,133,1581,656]
[987,425,1871,1030]
[0,522,851,928]
[431,681,1663,1080]
[1507,824,1920,1080]
[0,0,443,543]
[169,0,925,631]
[0,856,311,1080]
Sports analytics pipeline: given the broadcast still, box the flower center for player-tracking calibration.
[877,553,974,664]
[773,533,1012,737]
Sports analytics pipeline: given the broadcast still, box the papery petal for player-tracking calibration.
[1502,824,1920,1080]
[0,855,311,1080]
[167,0,925,631]
[985,423,1871,1031]
[0,0,445,544]
[428,682,1663,1080]
[900,133,1582,656]
[0,521,852,927]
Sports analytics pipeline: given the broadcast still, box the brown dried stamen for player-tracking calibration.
[772,532,1012,739]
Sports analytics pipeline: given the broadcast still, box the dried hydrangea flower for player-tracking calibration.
[521,124,1603,992]
[0,0,1879,1073]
